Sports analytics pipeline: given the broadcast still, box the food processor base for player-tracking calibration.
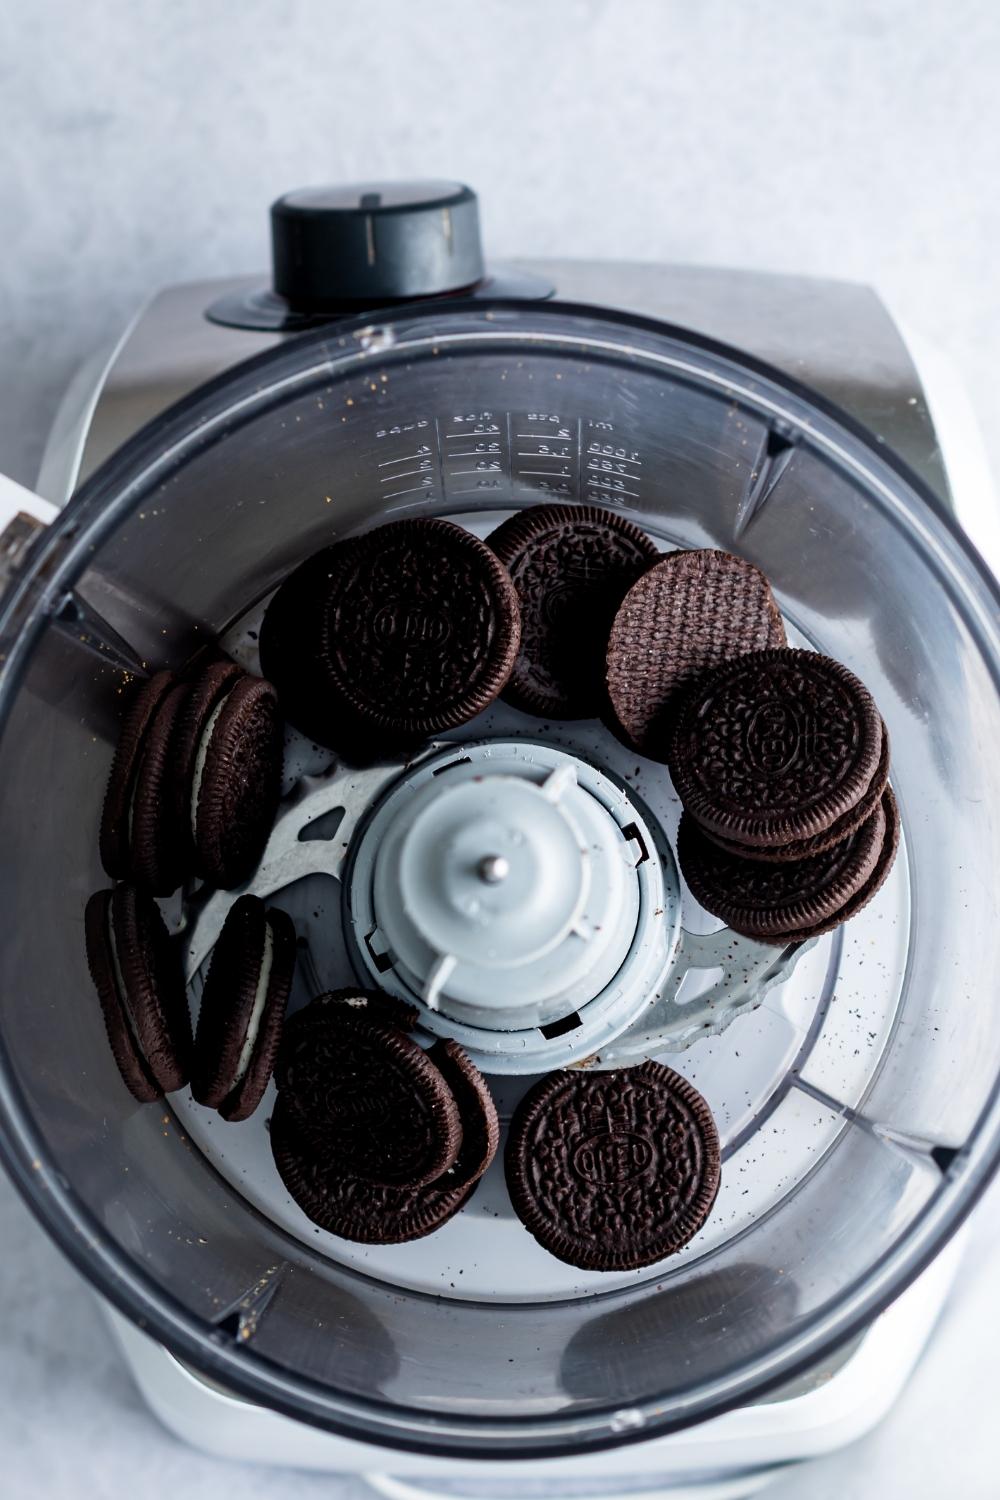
[101,1232,962,1491]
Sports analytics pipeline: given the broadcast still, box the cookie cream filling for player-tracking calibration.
[230,918,274,1090]
[189,687,234,841]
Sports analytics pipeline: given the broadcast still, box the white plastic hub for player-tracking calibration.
[374,760,637,1027]
[398,773,591,973]
[347,740,677,1066]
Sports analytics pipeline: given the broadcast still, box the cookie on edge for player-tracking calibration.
[505,1062,720,1271]
[99,669,177,880]
[191,894,296,1121]
[85,884,192,1102]
[189,671,284,889]
[170,658,243,865]
[606,549,785,757]
[488,503,659,719]
[128,679,191,895]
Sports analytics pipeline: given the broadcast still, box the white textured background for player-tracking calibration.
[1,1,999,1496]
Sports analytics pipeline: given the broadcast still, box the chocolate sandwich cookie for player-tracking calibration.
[788,786,900,940]
[677,792,891,942]
[669,648,883,849]
[275,1004,462,1188]
[191,895,296,1121]
[187,671,283,889]
[85,884,192,1102]
[606,550,786,757]
[505,1063,720,1272]
[705,719,891,863]
[170,658,242,860]
[488,504,659,719]
[426,1040,500,1191]
[317,518,521,740]
[308,987,420,1033]
[128,679,191,895]
[271,1096,475,1244]
[99,669,178,880]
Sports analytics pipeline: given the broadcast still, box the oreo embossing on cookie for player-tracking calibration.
[489,504,659,719]
[669,648,883,848]
[505,1063,720,1271]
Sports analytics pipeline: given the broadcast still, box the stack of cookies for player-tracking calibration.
[668,649,897,944]
[270,992,499,1244]
[599,542,898,945]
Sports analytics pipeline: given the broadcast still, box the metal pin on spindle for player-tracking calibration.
[477,854,510,884]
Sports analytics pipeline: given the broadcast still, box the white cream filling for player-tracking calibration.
[107,906,145,1061]
[189,688,233,841]
[229,919,274,1090]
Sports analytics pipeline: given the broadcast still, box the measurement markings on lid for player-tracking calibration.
[374,417,440,504]
[372,414,643,510]
[442,410,510,502]
[583,419,643,506]
[511,412,576,503]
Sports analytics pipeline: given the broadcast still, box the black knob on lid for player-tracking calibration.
[271,180,485,311]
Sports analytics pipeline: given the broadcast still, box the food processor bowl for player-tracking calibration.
[0,302,998,1458]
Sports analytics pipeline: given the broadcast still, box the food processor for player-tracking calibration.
[1,181,998,1499]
